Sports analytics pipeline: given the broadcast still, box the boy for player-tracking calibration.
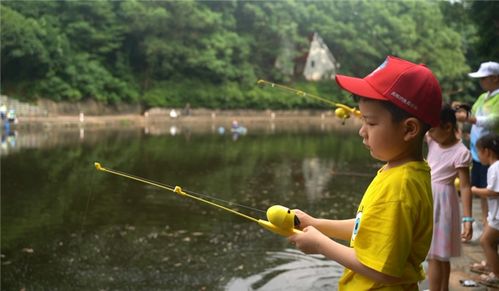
[457,61,499,225]
[289,56,442,290]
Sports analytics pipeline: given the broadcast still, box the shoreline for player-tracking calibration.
[12,109,363,131]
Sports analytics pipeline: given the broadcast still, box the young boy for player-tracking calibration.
[288,56,442,290]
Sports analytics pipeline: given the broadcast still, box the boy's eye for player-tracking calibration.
[361,118,375,126]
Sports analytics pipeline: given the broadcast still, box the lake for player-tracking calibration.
[1,120,379,290]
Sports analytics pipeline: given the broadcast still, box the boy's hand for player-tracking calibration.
[461,222,473,241]
[292,209,316,229]
[288,226,328,254]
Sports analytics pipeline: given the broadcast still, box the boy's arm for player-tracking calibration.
[289,227,400,284]
[313,218,355,241]
[293,209,354,241]
[471,186,499,197]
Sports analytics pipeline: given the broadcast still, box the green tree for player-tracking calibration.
[469,1,499,61]
[0,0,482,109]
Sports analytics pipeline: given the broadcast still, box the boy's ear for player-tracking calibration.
[402,117,421,141]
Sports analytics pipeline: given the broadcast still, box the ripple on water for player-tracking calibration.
[225,249,343,291]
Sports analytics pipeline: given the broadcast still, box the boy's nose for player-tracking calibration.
[358,125,366,138]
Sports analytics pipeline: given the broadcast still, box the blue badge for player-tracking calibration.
[352,211,362,241]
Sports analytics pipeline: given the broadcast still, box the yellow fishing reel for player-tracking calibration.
[335,104,361,124]
[258,205,302,237]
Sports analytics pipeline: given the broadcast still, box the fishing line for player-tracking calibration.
[257,79,339,107]
[256,79,362,121]
[81,166,98,234]
[94,163,265,214]
[95,162,302,237]
[94,163,261,223]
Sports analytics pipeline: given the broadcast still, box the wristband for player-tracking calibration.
[462,217,475,223]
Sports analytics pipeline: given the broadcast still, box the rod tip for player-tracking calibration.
[94,162,102,170]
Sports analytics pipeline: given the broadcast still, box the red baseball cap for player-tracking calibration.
[335,56,442,127]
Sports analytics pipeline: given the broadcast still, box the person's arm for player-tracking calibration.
[293,209,354,241]
[471,186,499,197]
[288,226,400,283]
[475,113,499,129]
[457,167,473,240]
[455,110,475,124]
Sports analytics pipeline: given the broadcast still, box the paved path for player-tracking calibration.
[419,197,495,290]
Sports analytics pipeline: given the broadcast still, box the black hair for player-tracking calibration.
[352,95,431,133]
[476,133,499,156]
[439,103,458,131]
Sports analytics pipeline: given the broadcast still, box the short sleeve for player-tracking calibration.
[454,145,472,169]
[487,163,499,192]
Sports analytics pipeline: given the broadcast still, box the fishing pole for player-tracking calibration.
[94,162,302,237]
[256,79,362,122]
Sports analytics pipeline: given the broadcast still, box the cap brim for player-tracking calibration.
[468,71,489,78]
[335,75,387,100]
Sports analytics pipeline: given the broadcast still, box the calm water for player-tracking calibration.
[1,122,379,290]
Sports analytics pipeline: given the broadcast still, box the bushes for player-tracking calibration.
[142,79,347,110]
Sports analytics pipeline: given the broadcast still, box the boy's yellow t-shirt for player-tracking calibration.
[339,161,433,291]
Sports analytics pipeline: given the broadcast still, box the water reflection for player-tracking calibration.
[302,158,335,202]
[2,123,372,290]
[226,249,342,291]
[1,128,17,156]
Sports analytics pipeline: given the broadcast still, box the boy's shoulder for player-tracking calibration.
[369,161,431,202]
[490,160,499,172]
[379,161,430,179]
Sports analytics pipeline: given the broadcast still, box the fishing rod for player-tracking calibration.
[94,162,302,237]
[256,79,362,122]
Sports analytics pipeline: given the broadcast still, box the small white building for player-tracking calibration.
[275,32,338,81]
[302,32,338,81]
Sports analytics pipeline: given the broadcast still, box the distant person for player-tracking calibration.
[230,120,247,140]
[231,120,239,129]
[456,61,499,226]
[288,56,441,289]
[425,104,473,291]
[183,103,191,116]
[0,103,6,121]
[470,133,499,288]
[7,108,16,124]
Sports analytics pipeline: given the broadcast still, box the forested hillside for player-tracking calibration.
[1,0,497,109]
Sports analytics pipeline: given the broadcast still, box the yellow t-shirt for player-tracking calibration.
[339,161,433,291]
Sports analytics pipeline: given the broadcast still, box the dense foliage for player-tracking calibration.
[1,0,495,109]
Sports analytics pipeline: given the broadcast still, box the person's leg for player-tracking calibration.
[480,226,499,276]
[481,198,489,226]
[428,259,443,291]
[471,160,489,224]
[441,261,450,291]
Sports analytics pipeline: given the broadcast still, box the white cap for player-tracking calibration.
[468,61,499,78]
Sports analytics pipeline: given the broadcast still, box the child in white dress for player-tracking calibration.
[426,104,473,290]
[471,133,499,288]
